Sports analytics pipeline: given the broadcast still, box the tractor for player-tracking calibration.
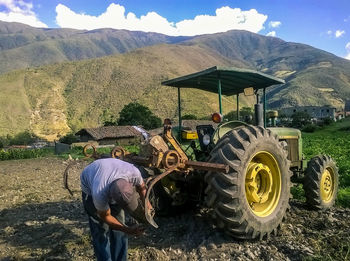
[108,66,339,239]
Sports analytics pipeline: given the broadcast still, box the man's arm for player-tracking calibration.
[97,208,144,236]
[136,182,153,210]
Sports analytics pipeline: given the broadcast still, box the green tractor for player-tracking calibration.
[114,66,339,240]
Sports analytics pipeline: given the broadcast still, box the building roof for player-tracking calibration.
[76,126,142,140]
[162,66,285,95]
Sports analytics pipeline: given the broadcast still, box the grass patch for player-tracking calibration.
[291,184,305,201]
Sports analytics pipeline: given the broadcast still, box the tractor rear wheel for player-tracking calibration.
[205,125,291,239]
[303,155,338,210]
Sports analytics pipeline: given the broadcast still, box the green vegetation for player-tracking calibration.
[117,102,162,130]
[58,133,78,145]
[57,145,140,160]
[302,118,350,207]
[0,131,38,148]
[0,147,54,160]
[182,114,198,120]
[292,111,311,128]
[224,107,254,122]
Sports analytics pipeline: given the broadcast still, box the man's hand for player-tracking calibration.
[125,225,145,236]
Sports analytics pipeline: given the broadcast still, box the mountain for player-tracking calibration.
[0,21,350,140]
[0,21,190,74]
[187,30,350,108]
[0,44,249,140]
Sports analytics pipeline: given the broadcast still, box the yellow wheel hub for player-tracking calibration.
[320,168,335,203]
[245,151,281,217]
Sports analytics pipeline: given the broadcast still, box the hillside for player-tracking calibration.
[188,30,350,108]
[0,21,189,74]
[0,44,253,140]
[1,22,350,140]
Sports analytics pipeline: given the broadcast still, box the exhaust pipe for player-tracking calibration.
[255,103,264,127]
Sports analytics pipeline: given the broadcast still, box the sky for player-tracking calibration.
[0,0,349,59]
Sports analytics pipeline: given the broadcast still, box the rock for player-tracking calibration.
[207,243,217,250]
[4,226,15,235]
[245,249,255,259]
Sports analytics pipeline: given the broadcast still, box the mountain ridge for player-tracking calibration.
[0,21,349,140]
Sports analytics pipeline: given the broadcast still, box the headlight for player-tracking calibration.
[202,134,211,146]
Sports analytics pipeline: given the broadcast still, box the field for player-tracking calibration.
[302,118,350,207]
[0,157,349,260]
[0,120,349,260]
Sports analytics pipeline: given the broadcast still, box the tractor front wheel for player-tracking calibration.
[303,155,338,210]
[205,125,291,239]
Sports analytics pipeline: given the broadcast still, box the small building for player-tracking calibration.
[75,126,143,145]
[280,106,336,120]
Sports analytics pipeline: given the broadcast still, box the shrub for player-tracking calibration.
[292,111,311,128]
[182,114,197,120]
[9,131,37,145]
[59,133,78,144]
[302,124,318,133]
[322,117,334,126]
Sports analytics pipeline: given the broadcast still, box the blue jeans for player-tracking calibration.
[82,192,128,261]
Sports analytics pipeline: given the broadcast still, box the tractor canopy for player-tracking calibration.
[161,66,285,95]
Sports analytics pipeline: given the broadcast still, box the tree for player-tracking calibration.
[224,107,253,122]
[240,107,254,118]
[117,102,162,130]
[100,109,117,126]
[224,110,237,121]
[292,111,311,128]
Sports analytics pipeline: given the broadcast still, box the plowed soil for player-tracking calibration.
[0,158,349,260]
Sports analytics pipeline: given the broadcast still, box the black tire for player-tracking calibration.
[205,125,291,240]
[303,155,338,210]
[146,174,190,216]
[150,181,184,216]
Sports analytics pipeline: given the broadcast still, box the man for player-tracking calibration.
[80,157,152,261]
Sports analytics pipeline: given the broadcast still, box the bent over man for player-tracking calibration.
[80,158,151,261]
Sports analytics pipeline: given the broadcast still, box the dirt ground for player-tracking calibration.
[0,157,349,261]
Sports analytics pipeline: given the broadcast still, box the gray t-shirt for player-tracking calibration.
[80,158,143,211]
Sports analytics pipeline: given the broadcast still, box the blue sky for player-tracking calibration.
[0,0,349,59]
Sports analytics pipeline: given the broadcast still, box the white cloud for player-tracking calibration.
[335,30,345,38]
[346,42,350,60]
[266,31,276,37]
[55,4,268,36]
[0,0,47,27]
[269,21,281,28]
[327,30,332,35]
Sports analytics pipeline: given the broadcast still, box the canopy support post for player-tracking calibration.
[263,88,266,128]
[178,87,182,141]
[218,78,222,115]
[236,93,239,120]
